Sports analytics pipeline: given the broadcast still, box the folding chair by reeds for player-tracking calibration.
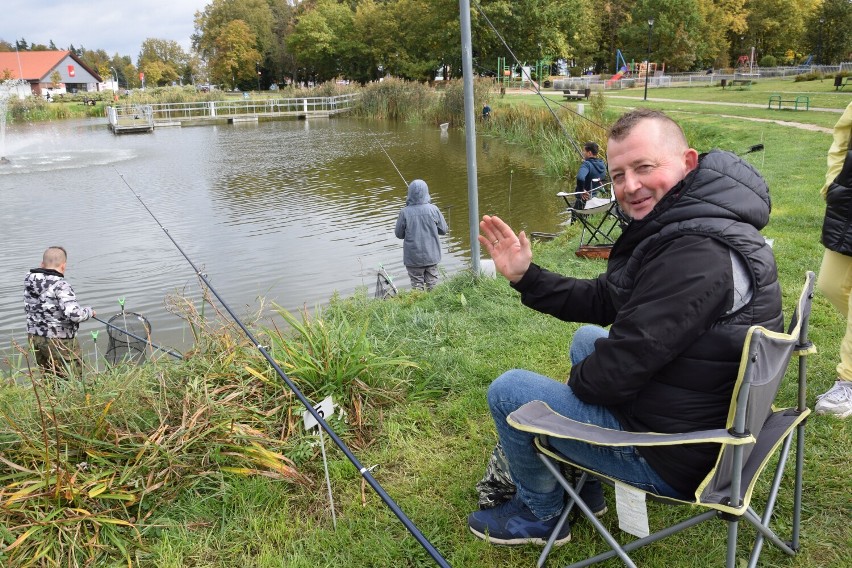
[508,271,816,568]
[557,185,628,259]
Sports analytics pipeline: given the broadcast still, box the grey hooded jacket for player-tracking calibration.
[395,179,448,267]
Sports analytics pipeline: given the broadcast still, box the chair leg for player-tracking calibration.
[747,431,800,567]
[538,454,639,568]
[742,508,798,556]
[792,421,805,550]
[726,519,739,568]
[537,506,571,568]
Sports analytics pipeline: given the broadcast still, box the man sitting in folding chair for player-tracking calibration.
[558,184,628,257]
[471,109,783,550]
[573,141,608,210]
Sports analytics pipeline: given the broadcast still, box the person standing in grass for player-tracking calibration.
[24,246,95,379]
[815,101,852,418]
[395,179,448,291]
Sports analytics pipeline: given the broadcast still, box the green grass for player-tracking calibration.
[2,97,850,567]
[495,75,848,133]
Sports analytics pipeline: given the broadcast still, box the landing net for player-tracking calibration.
[105,311,152,365]
[375,267,398,299]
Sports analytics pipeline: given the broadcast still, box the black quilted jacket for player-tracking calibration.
[513,150,783,496]
[822,147,852,255]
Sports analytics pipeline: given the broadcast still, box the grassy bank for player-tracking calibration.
[2,95,849,567]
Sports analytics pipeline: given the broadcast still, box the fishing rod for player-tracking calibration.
[371,131,408,186]
[92,315,184,360]
[112,168,450,568]
[738,143,765,156]
[471,0,586,158]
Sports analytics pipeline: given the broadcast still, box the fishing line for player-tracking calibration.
[371,131,408,186]
[471,0,586,157]
[112,168,450,568]
[92,315,183,360]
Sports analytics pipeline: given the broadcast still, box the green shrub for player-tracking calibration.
[264,303,418,421]
[759,55,777,68]
[794,71,825,82]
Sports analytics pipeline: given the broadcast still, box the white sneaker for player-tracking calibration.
[814,380,852,418]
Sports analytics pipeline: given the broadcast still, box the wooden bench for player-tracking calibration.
[768,94,810,111]
[835,76,850,91]
[730,79,753,90]
[562,88,590,100]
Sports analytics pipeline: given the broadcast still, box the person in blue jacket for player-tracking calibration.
[572,141,608,209]
[395,179,448,291]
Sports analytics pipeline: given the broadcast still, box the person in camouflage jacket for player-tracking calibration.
[24,246,95,378]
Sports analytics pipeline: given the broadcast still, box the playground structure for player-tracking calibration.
[495,49,670,92]
[496,56,552,89]
[735,47,760,78]
[605,49,663,86]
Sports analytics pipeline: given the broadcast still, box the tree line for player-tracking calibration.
[2,0,850,91]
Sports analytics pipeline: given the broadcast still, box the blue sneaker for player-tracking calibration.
[577,476,608,518]
[468,495,571,546]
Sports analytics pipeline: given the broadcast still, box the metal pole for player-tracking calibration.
[817,17,824,66]
[643,18,654,101]
[459,0,481,277]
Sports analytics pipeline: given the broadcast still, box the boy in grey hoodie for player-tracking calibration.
[394,179,448,290]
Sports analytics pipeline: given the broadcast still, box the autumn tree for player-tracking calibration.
[138,38,187,86]
[210,20,262,89]
[802,0,852,65]
[286,0,352,83]
[742,0,820,63]
[268,0,299,85]
[79,48,112,80]
[194,0,273,82]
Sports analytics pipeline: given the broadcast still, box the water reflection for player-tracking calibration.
[0,116,570,364]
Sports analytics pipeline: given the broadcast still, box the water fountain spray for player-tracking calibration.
[0,78,29,165]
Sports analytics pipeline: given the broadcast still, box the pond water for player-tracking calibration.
[0,115,571,364]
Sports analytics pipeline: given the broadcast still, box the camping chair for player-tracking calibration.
[557,184,628,258]
[508,271,816,568]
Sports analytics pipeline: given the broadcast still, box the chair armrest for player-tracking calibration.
[571,202,616,216]
[507,400,754,447]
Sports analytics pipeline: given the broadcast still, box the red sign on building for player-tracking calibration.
[67,64,75,77]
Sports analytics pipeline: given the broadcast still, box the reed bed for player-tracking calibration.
[0,296,414,566]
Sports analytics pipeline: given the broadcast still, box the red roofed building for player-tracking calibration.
[0,51,103,96]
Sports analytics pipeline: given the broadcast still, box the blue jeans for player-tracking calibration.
[488,325,683,521]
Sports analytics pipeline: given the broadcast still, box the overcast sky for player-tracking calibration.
[2,0,210,62]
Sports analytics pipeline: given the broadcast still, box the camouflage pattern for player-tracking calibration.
[476,442,591,512]
[29,334,83,379]
[476,442,517,509]
[24,268,93,339]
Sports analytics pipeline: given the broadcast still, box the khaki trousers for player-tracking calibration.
[29,334,83,379]
[817,249,852,381]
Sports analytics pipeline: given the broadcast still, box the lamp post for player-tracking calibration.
[110,66,118,93]
[256,62,261,91]
[817,17,824,66]
[643,18,655,101]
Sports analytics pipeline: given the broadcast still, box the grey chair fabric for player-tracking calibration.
[557,186,628,249]
[507,271,816,568]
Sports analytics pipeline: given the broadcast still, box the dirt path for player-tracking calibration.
[715,114,832,133]
[604,95,837,133]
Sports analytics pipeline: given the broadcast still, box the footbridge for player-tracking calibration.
[108,93,358,133]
